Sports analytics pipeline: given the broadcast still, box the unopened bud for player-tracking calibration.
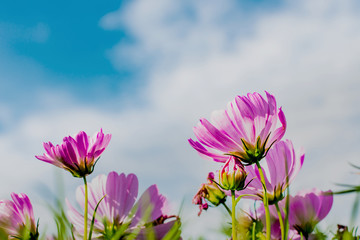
[219,157,247,191]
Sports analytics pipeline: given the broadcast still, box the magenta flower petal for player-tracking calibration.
[188,139,228,162]
[105,172,138,221]
[36,129,112,177]
[189,91,286,165]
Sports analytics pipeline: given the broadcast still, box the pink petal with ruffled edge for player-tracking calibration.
[288,188,333,231]
[105,172,138,222]
[36,129,112,177]
[189,91,286,163]
[188,139,228,163]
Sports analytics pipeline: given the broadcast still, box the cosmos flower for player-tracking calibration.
[189,91,286,165]
[67,171,180,239]
[0,193,38,240]
[241,140,304,204]
[288,188,333,239]
[36,129,111,178]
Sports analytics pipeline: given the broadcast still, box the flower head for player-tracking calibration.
[242,140,304,204]
[189,91,286,165]
[219,156,247,191]
[67,171,180,239]
[36,129,111,178]
[193,172,226,216]
[0,193,38,240]
[288,189,333,238]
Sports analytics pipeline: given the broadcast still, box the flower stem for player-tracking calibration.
[83,176,88,240]
[221,202,232,216]
[255,161,271,240]
[275,202,284,240]
[231,190,237,240]
[252,221,256,240]
[284,184,290,240]
[284,153,290,240]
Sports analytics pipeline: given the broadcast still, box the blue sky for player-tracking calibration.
[1,0,360,239]
[0,0,283,109]
[1,0,124,76]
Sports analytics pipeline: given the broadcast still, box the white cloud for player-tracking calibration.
[99,0,360,237]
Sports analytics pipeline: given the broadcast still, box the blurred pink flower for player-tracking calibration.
[0,193,38,239]
[67,171,180,239]
[189,91,286,165]
[288,188,333,239]
[36,129,111,177]
[241,140,304,204]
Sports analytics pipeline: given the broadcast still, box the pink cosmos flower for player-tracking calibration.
[0,193,38,239]
[189,91,286,165]
[67,171,180,239]
[36,129,111,178]
[288,188,333,239]
[241,140,304,204]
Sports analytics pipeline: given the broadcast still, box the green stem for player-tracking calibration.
[275,202,284,240]
[284,153,290,240]
[284,185,290,240]
[235,194,257,205]
[231,190,237,240]
[252,221,256,240]
[83,176,88,240]
[255,161,271,240]
[221,202,232,216]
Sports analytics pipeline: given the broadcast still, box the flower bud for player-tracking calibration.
[219,157,247,191]
[204,173,226,206]
[192,172,226,216]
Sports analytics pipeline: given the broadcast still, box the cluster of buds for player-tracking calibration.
[192,172,227,216]
[193,157,249,215]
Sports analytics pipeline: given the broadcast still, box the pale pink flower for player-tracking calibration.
[36,129,111,177]
[0,193,38,239]
[241,140,304,204]
[189,91,286,165]
[67,171,180,239]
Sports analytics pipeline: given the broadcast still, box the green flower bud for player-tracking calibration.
[219,157,247,191]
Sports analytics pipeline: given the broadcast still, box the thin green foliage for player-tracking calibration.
[88,195,106,240]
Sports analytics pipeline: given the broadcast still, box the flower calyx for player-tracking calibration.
[229,135,274,165]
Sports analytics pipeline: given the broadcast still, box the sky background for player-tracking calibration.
[0,0,360,239]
